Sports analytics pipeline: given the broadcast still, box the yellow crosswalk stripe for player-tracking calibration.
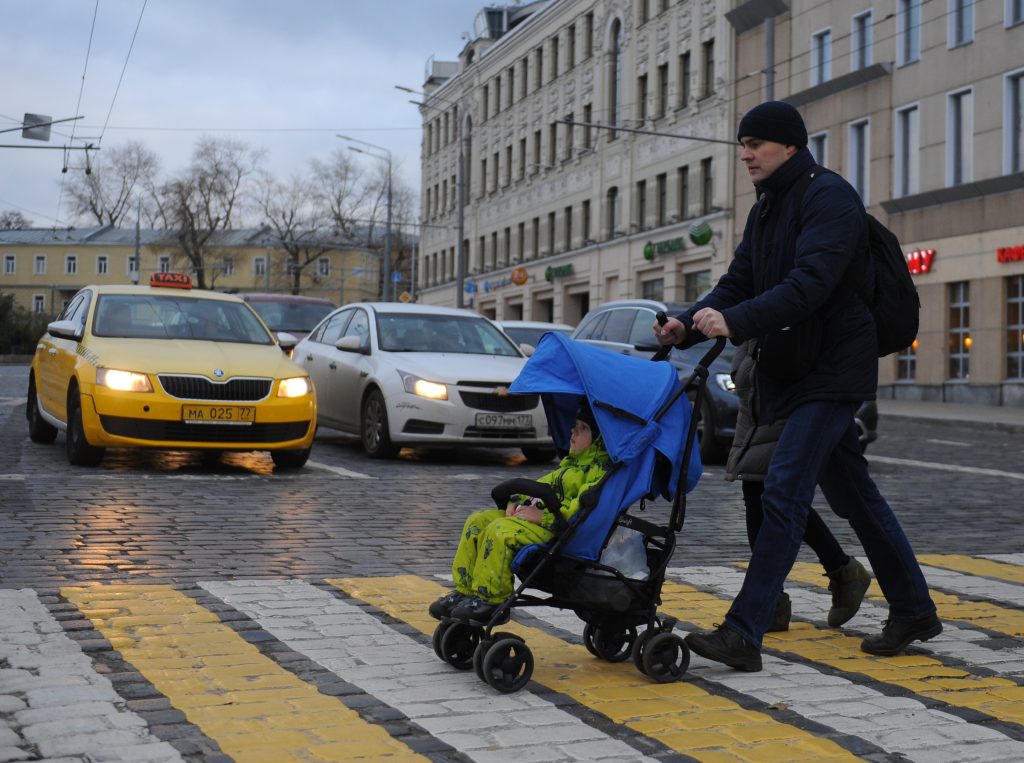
[62,585,427,763]
[658,579,1024,727]
[917,554,1024,585]
[787,561,1024,638]
[329,575,859,762]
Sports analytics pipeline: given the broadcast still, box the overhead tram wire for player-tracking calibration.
[98,0,148,145]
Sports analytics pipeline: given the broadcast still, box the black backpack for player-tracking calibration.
[793,166,920,357]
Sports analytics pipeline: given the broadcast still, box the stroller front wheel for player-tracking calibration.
[435,621,482,669]
[641,632,690,683]
[481,637,534,693]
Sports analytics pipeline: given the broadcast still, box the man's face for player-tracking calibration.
[738,137,798,185]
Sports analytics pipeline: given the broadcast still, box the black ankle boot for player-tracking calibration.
[767,591,791,632]
[861,613,942,656]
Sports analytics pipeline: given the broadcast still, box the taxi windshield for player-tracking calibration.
[93,294,273,344]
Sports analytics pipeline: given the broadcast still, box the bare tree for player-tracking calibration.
[309,150,370,239]
[65,141,160,226]
[0,210,32,229]
[154,136,263,289]
[254,171,338,295]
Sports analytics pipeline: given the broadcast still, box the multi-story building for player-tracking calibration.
[0,225,380,315]
[414,0,738,325]
[731,0,1024,406]
[418,0,1024,408]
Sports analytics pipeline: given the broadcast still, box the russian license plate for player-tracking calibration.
[182,404,256,424]
[475,412,531,428]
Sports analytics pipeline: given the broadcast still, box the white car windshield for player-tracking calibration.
[377,314,521,356]
[248,301,333,332]
[93,295,274,344]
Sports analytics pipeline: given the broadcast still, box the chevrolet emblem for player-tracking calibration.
[494,386,509,397]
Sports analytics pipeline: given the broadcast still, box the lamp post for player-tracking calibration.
[337,135,393,302]
[396,85,466,308]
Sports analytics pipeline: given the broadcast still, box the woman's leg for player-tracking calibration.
[743,480,764,551]
[803,509,850,573]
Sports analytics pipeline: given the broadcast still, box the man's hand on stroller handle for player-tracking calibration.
[653,313,686,345]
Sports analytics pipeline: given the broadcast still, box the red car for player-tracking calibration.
[239,293,336,343]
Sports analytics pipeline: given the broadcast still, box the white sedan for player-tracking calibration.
[293,303,555,462]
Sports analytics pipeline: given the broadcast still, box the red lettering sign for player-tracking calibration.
[997,245,1024,263]
[150,272,193,289]
[905,249,936,275]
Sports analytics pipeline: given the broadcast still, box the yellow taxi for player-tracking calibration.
[27,273,316,468]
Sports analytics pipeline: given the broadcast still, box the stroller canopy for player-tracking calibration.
[510,332,702,502]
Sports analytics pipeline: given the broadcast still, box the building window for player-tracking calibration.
[638,0,649,25]
[684,270,710,302]
[567,24,576,68]
[491,231,498,268]
[64,254,77,275]
[1009,0,1024,26]
[848,119,870,204]
[656,63,668,119]
[1009,275,1024,379]
[949,281,970,380]
[547,124,556,166]
[894,105,920,197]
[606,186,620,238]
[809,132,828,166]
[897,0,921,66]
[547,211,556,255]
[33,295,45,314]
[517,222,525,261]
[1005,69,1024,173]
[582,199,591,242]
[534,46,543,91]
[4,254,14,274]
[642,278,664,301]
[635,180,647,231]
[531,217,540,259]
[532,129,541,170]
[584,12,594,59]
[897,341,918,380]
[811,28,832,86]
[678,165,690,221]
[34,254,46,275]
[157,255,170,273]
[678,51,691,109]
[637,74,648,123]
[852,11,873,70]
[656,173,667,227]
[563,206,572,251]
[480,157,487,196]
[609,21,622,137]
[947,88,973,186]
[701,39,714,98]
[317,257,330,277]
[550,35,559,80]
[221,257,234,277]
[948,0,975,47]
[95,254,108,275]
[700,157,713,215]
[254,256,266,277]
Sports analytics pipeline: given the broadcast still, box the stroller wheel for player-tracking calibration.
[584,624,637,663]
[439,622,482,670]
[431,620,451,661]
[474,632,521,681]
[641,632,690,683]
[482,637,534,694]
[631,628,654,675]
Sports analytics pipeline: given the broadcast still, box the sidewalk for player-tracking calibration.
[877,397,1024,432]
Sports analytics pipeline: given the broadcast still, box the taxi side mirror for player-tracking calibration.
[47,319,83,341]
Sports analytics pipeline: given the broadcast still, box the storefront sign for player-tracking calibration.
[905,249,935,275]
[544,264,574,281]
[510,266,528,285]
[643,237,685,261]
[482,276,514,293]
[997,245,1024,263]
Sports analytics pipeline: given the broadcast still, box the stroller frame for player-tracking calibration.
[433,334,727,693]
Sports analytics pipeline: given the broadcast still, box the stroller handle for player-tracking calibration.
[652,311,727,367]
[491,478,566,533]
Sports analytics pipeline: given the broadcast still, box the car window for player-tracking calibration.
[598,309,637,343]
[573,311,607,341]
[93,295,272,344]
[248,300,333,332]
[315,309,352,345]
[58,293,85,322]
[343,309,370,343]
[627,308,659,346]
[378,314,521,356]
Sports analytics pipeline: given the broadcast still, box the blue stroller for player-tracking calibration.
[432,330,725,692]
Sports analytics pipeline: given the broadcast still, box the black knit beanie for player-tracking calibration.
[737,101,808,148]
[575,400,601,440]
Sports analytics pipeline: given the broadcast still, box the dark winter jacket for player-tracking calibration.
[677,147,877,423]
[723,340,785,482]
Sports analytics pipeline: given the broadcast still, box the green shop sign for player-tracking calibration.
[544,264,575,281]
[643,237,685,260]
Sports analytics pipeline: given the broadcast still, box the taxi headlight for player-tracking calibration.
[715,373,736,393]
[400,372,447,400]
[97,368,153,392]
[277,376,311,398]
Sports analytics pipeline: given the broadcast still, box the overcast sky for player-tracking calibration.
[0,0,481,228]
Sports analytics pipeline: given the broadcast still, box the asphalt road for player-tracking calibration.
[1,362,1023,763]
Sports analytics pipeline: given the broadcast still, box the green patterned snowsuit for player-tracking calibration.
[452,442,610,603]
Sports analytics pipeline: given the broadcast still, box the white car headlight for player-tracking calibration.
[714,373,736,393]
[96,368,153,392]
[400,372,448,400]
[277,376,311,398]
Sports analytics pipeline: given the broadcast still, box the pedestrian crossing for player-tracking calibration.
[0,555,1022,762]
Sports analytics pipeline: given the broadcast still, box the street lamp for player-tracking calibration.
[337,135,393,302]
[396,85,466,309]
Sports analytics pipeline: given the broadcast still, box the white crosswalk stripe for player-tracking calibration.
[920,564,1024,607]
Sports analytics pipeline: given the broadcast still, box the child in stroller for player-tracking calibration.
[428,401,611,624]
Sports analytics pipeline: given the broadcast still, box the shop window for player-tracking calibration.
[897,340,917,380]
[1008,275,1024,379]
[641,278,664,301]
[684,270,710,302]
[948,281,970,380]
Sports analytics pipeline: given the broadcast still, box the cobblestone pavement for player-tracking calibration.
[1,363,1022,762]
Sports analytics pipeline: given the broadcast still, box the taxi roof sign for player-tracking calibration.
[150,272,192,289]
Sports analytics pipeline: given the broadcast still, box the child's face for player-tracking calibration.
[569,419,593,453]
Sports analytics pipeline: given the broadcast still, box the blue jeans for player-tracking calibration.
[724,400,936,647]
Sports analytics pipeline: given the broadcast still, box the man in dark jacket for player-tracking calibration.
[654,101,940,672]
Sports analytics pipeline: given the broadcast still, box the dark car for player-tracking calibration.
[240,293,336,343]
[570,299,878,462]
